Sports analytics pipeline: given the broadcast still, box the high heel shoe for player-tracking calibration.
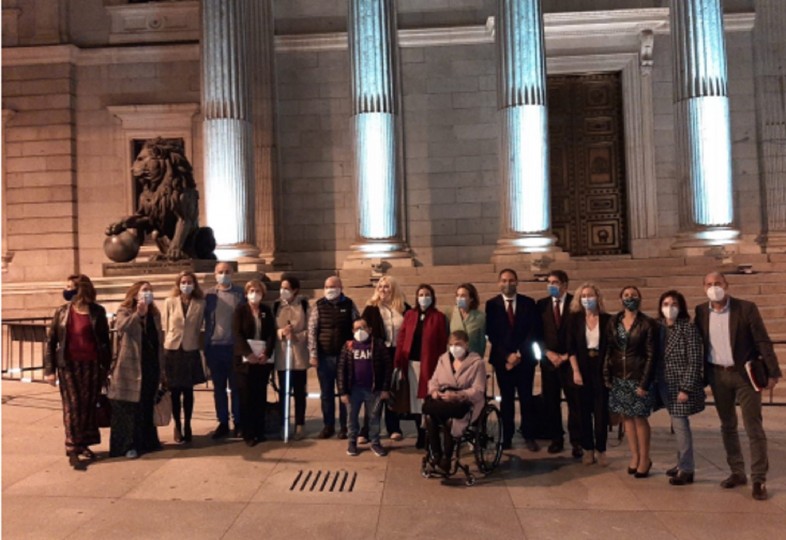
[666,465,679,478]
[183,423,192,443]
[634,459,653,478]
[68,452,86,471]
[627,465,637,475]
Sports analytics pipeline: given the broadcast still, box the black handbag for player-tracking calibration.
[387,367,410,414]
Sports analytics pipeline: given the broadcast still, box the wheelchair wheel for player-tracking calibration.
[474,403,503,473]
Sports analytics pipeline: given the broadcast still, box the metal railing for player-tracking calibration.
[2,317,51,381]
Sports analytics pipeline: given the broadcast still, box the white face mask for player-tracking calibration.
[661,305,679,321]
[180,283,194,296]
[280,288,293,302]
[325,287,341,301]
[449,345,467,360]
[354,329,369,342]
[247,292,261,305]
[139,291,154,305]
[707,285,725,303]
[216,273,231,286]
[418,296,432,310]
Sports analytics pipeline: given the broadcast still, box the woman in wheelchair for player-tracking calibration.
[422,330,486,474]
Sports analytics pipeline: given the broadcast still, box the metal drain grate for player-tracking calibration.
[289,469,357,493]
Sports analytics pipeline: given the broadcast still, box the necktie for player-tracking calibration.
[507,299,515,327]
[553,299,561,329]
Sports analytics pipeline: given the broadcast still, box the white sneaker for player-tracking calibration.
[125,449,138,459]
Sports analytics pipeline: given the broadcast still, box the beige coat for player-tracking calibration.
[273,296,310,371]
[161,296,205,351]
[108,307,164,403]
[427,351,487,437]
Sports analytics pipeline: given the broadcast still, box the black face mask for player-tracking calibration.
[63,289,77,302]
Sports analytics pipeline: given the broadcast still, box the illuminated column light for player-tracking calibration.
[671,0,739,246]
[347,0,409,260]
[494,0,556,254]
[202,0,258,257]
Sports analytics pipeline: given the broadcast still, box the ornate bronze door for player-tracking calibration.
[548,73,628,256]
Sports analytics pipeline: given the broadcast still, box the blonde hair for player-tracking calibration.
[169,271,204,299]
[244,279,267,296]
[367,275,406,313]
[569,282,606,314]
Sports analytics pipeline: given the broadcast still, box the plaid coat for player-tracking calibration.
[661,319,705,417]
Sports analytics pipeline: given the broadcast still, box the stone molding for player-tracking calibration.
[106,0,199,44]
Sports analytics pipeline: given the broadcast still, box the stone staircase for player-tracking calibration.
[4,253,786,362]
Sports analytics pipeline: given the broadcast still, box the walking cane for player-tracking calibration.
[283,326,293,443]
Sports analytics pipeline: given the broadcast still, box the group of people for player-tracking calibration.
[44,264,780,501]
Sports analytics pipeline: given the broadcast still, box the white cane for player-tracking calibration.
[283,332,293,442]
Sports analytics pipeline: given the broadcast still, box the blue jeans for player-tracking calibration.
[348,387,381,445]
[317,353,347,428]
[205,344,239,426]
[671,415,695,473]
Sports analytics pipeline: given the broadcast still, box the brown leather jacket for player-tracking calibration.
[603,311,656,388]
[45,302,112,377]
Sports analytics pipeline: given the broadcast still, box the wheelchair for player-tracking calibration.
[420,396,503,486]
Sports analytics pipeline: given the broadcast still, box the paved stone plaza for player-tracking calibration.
[2,380,785,539]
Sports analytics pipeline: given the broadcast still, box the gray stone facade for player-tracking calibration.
[1,0,778,281]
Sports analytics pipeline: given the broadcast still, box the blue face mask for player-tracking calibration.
[547,284,561,298]
[63,289,77,302]
[456,297,468,310]
[622,297,640,312]
[581,297,597,311]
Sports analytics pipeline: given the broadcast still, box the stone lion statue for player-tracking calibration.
[105,138,215,261]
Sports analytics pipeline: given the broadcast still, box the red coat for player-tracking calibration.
[394,307,448,399]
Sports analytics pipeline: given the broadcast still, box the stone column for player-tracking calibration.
[493,0,558,260]
[202,0,258,258]
[670,0,740,250]
[247,0,278,264]
[753,0,786,251]
[345,0,411,266]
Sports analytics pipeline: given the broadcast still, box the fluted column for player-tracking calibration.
[346,0,411,265]
[493,0,557,258]
[753,0,786,251]
[202,0,258,258]
[671,0,739,249]
[247,0,278,263]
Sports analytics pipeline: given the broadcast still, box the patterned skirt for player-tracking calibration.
[609,377,654,418]
[57,360,102,454]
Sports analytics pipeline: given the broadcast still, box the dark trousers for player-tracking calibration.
[317,353,347,428]
[236,364,272,442]
[578,363,609,452]
[709,365,768,482]
[494,361,536,443]
[205,344,240,426]
[277,369,307,426]
[423,396,471,458]
[541,362,582,447]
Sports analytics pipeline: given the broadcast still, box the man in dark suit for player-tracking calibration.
[695,272,781,500]
[485,268,541,451]
[537,270,582,457]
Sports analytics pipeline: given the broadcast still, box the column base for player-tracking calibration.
[670,228,740,257]
[215,243,261,261]
[342,241,415,270]
[492,234,568,273]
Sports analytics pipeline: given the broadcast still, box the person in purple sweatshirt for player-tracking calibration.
[338,319,393,458]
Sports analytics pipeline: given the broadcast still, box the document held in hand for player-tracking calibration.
[243,339,271,363]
